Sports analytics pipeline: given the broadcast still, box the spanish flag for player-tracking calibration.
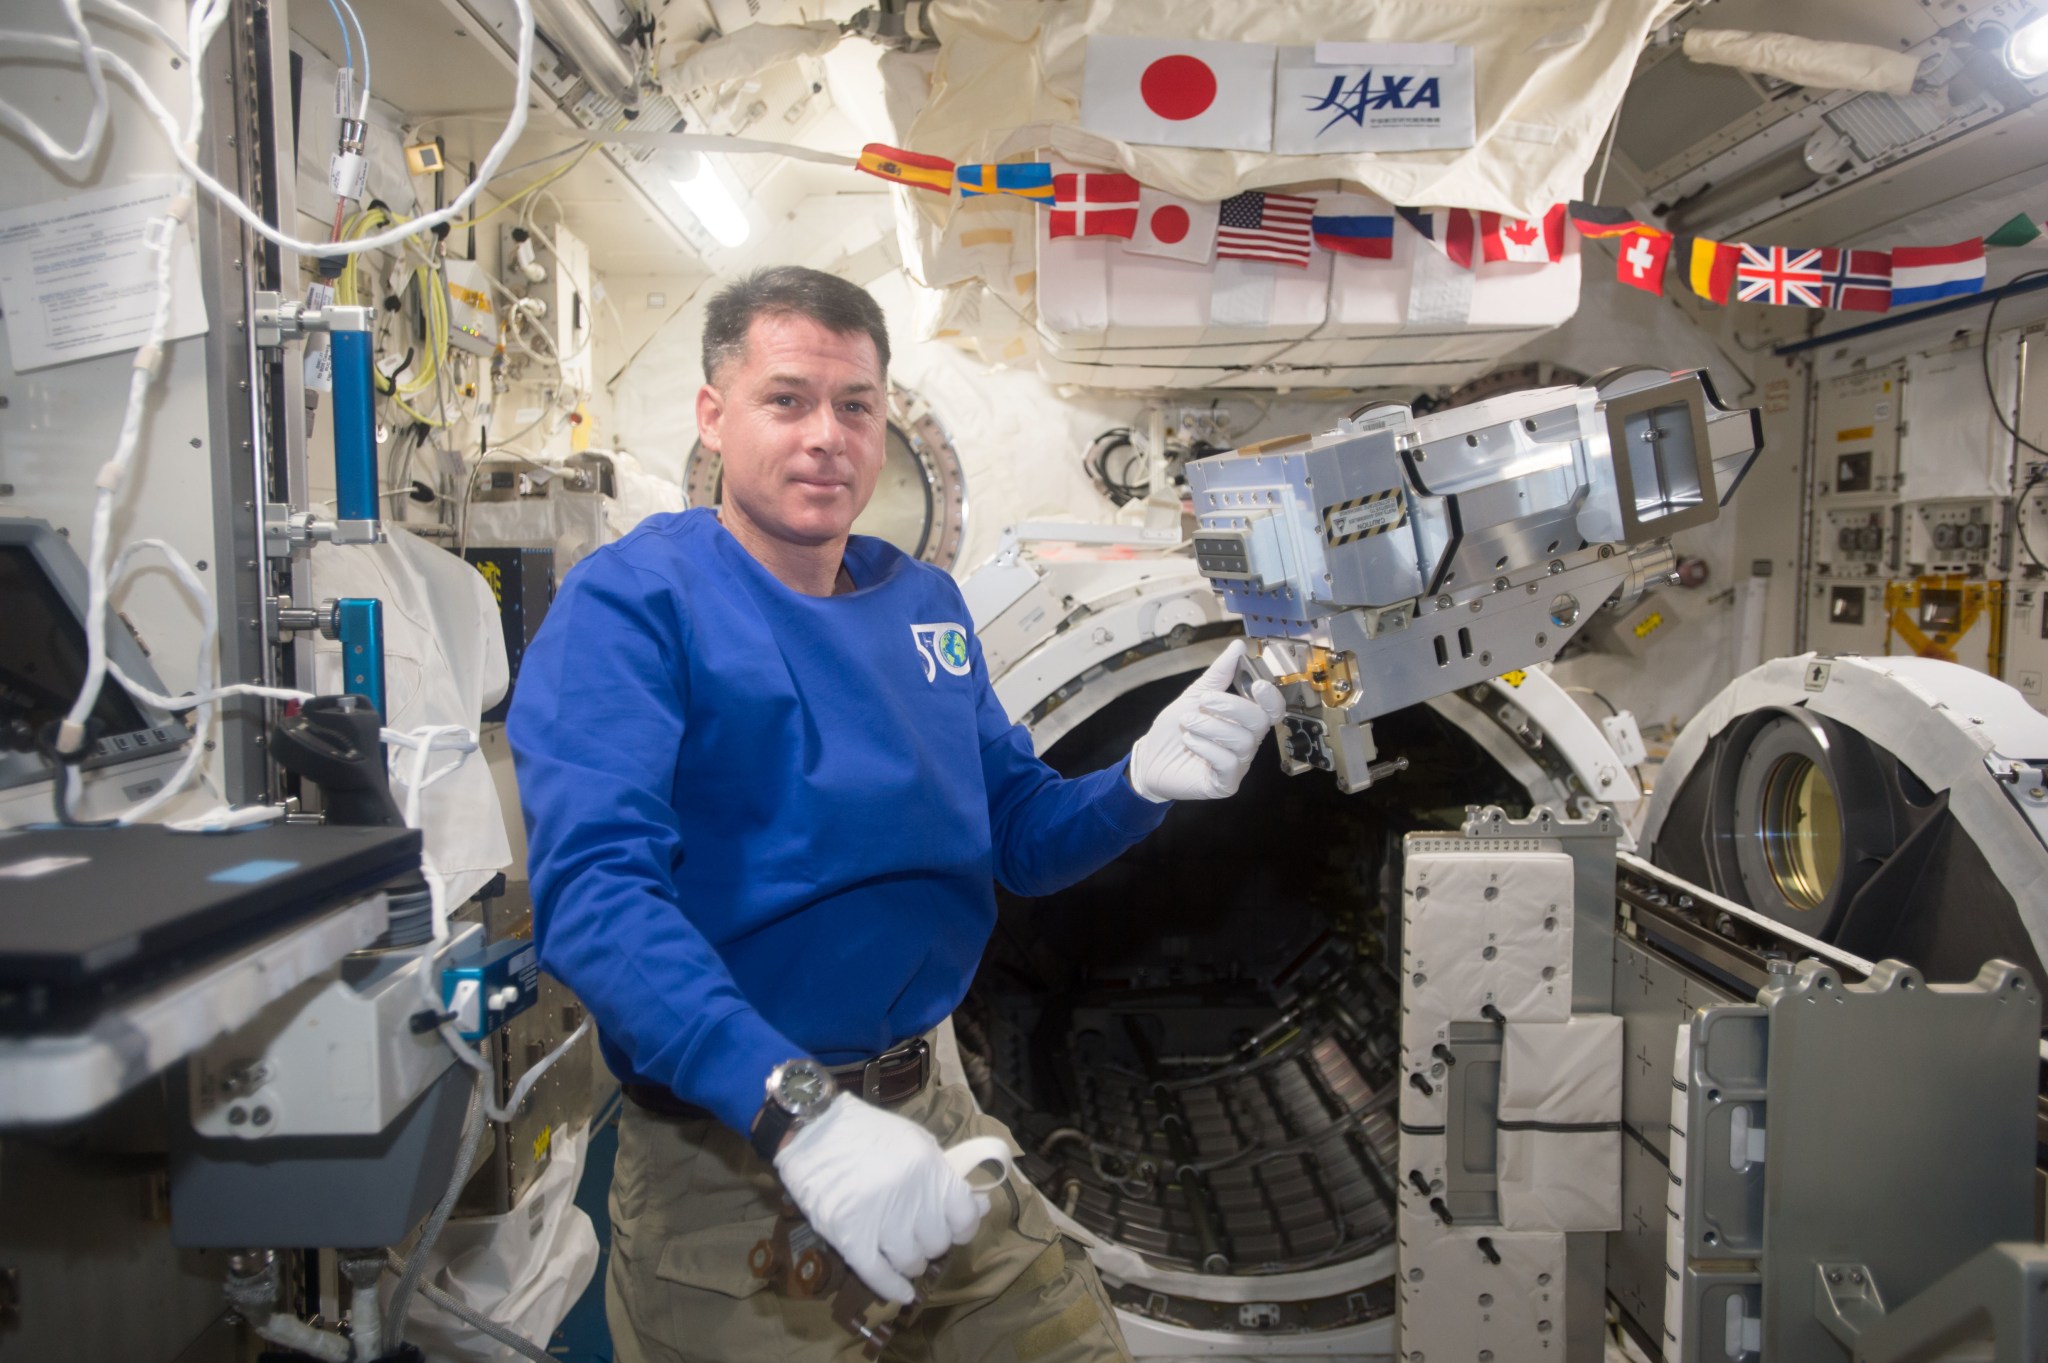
[956,161,1055,204]
[857,143,954,195]
[1678,236,1741,305]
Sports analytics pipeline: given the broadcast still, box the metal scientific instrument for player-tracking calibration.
[1185,368,1762,792]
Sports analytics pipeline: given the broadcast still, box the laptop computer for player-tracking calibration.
[0,822,421,1034]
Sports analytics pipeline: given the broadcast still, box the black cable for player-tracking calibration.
[1981,267,2048,573]
[37,720,117,828]
[1083,427,1147,506]
[1981,267,2048,462]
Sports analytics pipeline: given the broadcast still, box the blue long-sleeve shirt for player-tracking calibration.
[507,508,1170,1132]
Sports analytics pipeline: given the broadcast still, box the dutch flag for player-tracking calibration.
[1890,239,1986,307]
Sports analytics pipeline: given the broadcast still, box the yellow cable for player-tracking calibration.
[446,143,597,229]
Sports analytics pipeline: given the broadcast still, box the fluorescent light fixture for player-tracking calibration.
[2008,13,2048,78]
[668,157,751,249]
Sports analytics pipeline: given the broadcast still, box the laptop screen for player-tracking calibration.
[0,543,151,753]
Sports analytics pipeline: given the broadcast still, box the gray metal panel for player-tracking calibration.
[1755,961,2040,1362]
[1613,934,1737,1165]
[1608,1126,1674,1344]
[0,1092,235,1363]
[169,1062,473,1248]
[1608,933,1741,1352]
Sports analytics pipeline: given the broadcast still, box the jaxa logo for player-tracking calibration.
[1306,71,1442,133]
[911,622,972,682]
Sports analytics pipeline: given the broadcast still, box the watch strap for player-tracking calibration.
[751,1097,798,1164]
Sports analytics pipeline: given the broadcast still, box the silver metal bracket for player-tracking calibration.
[263,505,383,557]
[267,597,340,643]
[329,518,384,546]
[1815,1262,1888,1350]
[252,289,336,349]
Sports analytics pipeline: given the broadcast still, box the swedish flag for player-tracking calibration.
[956,162,1055,204]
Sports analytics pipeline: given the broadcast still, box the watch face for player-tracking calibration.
[776,1062,832,1114]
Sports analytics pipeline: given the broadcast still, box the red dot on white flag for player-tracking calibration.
[1150,205,1190,244]
[1139,55,1216,121]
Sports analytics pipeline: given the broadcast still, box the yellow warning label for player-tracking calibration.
[1498,669,1527,687]
[533,1125,552,1165]
[476,557,504,604]
[446,282,493,314]
[1836,426,1875,442]
[1633,611,1665,640]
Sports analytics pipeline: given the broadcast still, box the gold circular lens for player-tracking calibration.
[1759,755,1841,910]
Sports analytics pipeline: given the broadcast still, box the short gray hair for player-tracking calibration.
[701,266,890,386]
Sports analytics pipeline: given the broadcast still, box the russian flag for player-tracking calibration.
[1890,239,1985,307]
[1311,200,1395,259]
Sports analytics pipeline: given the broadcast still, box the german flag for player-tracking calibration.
[1677,236,1741,305]
[1568,201,1659,240]
[857,143,954,195]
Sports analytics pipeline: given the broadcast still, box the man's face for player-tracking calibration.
[695,312,887,550]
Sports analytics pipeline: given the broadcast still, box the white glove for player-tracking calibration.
[773,1094,988,1303]
[1128,639,1287,803]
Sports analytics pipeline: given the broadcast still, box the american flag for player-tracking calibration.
[1735,245,1829,308]
[1216,191,1316,266]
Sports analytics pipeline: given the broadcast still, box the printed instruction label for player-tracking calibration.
[0,177,209,371]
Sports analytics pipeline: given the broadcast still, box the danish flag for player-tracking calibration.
[1050,173,1141,240]
[1735,245,1829,308]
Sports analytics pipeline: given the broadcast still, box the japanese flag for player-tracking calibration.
[1081,36,1275,152]
[1126,188,1218,263]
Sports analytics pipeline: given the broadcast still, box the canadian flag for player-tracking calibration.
[1079,36,1276,152]
[1126,187,1218,263]
[1050,173,1141,240]
[1480,206,1568,264]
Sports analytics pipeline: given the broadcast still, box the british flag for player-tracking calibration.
[1735,245,1829,308]
[1815,248,1892,312]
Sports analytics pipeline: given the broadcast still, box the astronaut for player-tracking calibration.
[509,266,1284,1361]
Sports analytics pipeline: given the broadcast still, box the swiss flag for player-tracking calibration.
[1617,229,1672,294]
[1051,173,1141,240]
[1480,206,1567,264]
[1126,187,1218,263]
[1079,36,1275,152]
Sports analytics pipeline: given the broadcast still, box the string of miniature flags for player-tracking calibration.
[854,144,1571,268]
[853,141,2047,313]
[1567,204,2047,313]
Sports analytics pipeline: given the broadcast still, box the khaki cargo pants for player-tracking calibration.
[607,1079,1133,1363]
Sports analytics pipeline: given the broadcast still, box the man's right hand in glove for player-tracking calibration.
[772,1093,989,1303]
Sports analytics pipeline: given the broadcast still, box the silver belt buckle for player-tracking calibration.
[862,1037,930,1101]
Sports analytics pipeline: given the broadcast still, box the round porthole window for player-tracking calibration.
[1757,753,1842,912]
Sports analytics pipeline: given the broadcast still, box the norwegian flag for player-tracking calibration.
[1216,191,1316,266]
[1479,206,1568,264]
[1735,245,1830,307]
[1050,173,1141,239]
[1816,248,1892,312]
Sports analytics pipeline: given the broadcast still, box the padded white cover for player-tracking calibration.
[1497,1016,1624,1232]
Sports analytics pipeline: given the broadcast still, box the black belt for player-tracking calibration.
[625,1037,933,1120]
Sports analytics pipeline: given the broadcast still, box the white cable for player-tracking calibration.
[441,1015,594,1126]
[85,0,191,57]
[0,1,108,167]
[0,0,537,258]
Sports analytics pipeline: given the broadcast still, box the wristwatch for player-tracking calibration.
[750,1058,835,1163]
